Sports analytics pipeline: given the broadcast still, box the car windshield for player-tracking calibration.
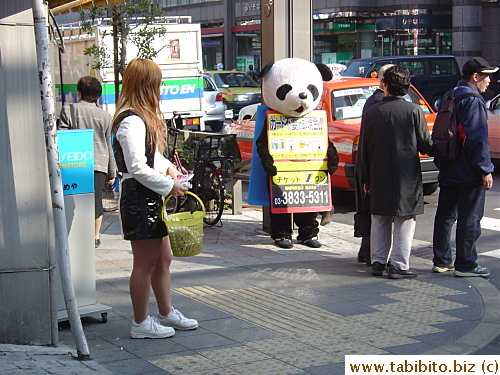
[331,85,432,120]
[341,61,372,77]
[213,73,259,88]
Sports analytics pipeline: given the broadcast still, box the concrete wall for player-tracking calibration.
[482,2,500,67]
[0,2,55,345]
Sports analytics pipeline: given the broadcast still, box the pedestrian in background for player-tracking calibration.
[359,65,432,279]
[247,64,259,82]
[58,76,116,248]
[112,58,198,339]
[354,64,393,265]
[432,57,497,277]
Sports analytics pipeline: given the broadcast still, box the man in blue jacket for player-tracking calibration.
[432,57,497,277]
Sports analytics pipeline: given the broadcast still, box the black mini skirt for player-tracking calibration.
[120,178,168,241]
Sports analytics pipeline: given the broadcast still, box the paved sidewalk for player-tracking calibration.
[1,208,498,375]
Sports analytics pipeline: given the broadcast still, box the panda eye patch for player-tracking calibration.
[308,85,319,101]
[276,84,292,101]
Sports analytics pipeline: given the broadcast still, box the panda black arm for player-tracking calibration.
[256,125,277,176]
[327,141,339,174]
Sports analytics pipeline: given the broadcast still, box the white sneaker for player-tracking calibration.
[157,308,198,330]
[432,264,454,273]
[130,316,175,339]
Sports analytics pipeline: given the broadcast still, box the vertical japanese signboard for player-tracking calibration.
[267,110,332,213]
[57,129,94,195]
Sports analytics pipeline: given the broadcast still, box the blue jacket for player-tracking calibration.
[436,81,494,187]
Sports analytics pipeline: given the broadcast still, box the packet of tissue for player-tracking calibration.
[180,173,194,188]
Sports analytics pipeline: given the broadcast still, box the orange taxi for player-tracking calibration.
[230,77,439,195]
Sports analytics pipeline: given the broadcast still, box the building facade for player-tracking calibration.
[153,0,499,72]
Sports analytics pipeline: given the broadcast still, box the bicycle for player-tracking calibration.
[165,125,237,226]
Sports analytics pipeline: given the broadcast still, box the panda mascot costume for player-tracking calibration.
[249,57,339,249]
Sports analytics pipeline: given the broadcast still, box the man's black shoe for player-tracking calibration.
[388,265,418,279]
[301,239,322,248]
[275,239,293,249]
[95,238,101,248]
[371,262,386,276]
[357,255,367,263]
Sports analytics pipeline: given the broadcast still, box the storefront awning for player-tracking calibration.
[49,0,125,16]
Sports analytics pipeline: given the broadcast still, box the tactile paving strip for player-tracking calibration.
[199,346,273,366]
[151,280,467,374]
[150,354,224,375]
[226,358,304,375]
[174,285,350,334]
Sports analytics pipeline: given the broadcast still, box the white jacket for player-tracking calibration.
[115,115,175,196]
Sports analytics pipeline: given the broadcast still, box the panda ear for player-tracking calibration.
[315,63,333,81]
[258,61,274,79]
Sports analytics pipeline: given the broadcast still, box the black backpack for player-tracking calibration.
[431,91,482,161]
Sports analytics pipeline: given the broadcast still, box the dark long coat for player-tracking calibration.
[359,96,432,217]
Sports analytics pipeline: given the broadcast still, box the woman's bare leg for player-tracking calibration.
[151,237,173,317]
[129,238,162,324]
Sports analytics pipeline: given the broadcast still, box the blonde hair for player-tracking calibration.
[112,58,166,153]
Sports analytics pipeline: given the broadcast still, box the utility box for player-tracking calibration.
[56,129,111,323]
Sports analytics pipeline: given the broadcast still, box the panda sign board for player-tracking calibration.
[267,110,332,213]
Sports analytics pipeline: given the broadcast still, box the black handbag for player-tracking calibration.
[354,193,371,238]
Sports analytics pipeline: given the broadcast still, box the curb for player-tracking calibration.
[410,255,500,355]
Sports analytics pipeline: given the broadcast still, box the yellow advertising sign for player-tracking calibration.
[272,170,329,185]
[274,160,328,171]
[267,110,332,213]
[268,111,329,164]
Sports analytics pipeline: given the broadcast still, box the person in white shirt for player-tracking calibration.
[111,58,198,339]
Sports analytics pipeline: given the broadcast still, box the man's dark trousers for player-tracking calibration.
[433,184,485,272]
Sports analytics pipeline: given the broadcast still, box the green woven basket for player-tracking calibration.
[162,191,205,257]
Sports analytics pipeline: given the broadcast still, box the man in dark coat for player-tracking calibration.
[432,57,496,277]
[359,65,432,279]
[355,64,393,265]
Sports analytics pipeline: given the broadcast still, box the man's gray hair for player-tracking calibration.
[378,64,394,77]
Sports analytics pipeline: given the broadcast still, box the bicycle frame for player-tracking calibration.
[165,126,236,226]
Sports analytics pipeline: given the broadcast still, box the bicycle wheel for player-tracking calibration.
[102,182,118,212]
[190,162,224,226]
[164,195,180,214]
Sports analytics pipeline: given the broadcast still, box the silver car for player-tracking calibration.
[486,93,500,163]
[203,74,227,132]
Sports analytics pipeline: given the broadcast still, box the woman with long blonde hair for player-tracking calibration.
[112,58,198,339]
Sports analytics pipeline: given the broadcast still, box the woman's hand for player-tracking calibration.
[167,166,183,180]
[169,179,188,196]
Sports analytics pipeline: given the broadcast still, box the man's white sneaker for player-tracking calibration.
[432,264,455,273]
[130,316,175,339]
[157,309,198,330]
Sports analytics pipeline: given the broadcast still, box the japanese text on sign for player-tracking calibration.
[267,110,332,213]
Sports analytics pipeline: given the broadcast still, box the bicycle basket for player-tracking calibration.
[194,134,237,161]
[161,192,206,257]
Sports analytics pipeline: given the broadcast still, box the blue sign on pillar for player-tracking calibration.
[57,129,94,195]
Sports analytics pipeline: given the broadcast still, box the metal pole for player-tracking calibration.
[224,0,236,70]
[32,0,90,360]
[112,5,120,105]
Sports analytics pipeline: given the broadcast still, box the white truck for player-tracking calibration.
[51,16,206,130]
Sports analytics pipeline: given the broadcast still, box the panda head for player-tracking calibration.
[258,58,333,117]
